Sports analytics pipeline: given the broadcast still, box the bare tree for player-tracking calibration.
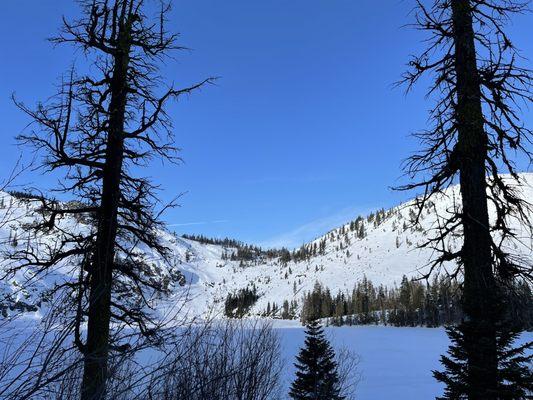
[1,318,287,400]
[146,320,284,400]
[2,0,214,398]
[398,0,532,398]
[335,347,360,400]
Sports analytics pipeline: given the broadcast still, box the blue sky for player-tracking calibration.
[1,1,531,248]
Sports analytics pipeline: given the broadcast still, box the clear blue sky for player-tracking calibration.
[1,1,531,248]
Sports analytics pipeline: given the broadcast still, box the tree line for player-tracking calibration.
[183,233,291,263]
[300,277,532,329]
[183,207,397,266]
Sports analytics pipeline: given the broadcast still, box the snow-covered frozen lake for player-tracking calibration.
[274,323,532,400]
[2,319,531,399]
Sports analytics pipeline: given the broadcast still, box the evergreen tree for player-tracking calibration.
[289,319,345,400]
[282,299,291,319]
[224,285,259,318]
[434,323,532,399]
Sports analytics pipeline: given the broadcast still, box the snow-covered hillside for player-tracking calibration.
[1,174,532,320]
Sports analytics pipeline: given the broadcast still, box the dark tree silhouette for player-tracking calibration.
[3,1,214,399]
[434,323,532,399]
[398,0,532,398]
[289,319,344,400]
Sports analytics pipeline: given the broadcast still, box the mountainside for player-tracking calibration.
[1,174,532,320]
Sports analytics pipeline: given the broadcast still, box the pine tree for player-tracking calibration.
[282,300,290,319]
[5,2,214,398]
[289,319,345,400]
[434,323,532,399]
[398,0,533,396]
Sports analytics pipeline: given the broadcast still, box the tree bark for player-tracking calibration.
[80,17,132,400]
[451,1,498,398]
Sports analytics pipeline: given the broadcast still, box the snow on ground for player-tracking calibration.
[165,173,533,318]
[1,174,532,320]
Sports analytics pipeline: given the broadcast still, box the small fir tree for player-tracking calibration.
[289,319,345,400]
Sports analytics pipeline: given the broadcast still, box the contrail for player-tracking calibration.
[167,220,229,227]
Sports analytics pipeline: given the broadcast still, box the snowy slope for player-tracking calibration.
[1,174,532,319]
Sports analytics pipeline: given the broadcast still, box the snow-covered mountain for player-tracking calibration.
[1,174,532,319]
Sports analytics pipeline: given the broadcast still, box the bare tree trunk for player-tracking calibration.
[81,15,132,400]
[451,1,498,398]
[4,1,213,398]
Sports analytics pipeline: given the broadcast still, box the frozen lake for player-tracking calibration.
[275,323,532,400]
[2,319,531,399]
